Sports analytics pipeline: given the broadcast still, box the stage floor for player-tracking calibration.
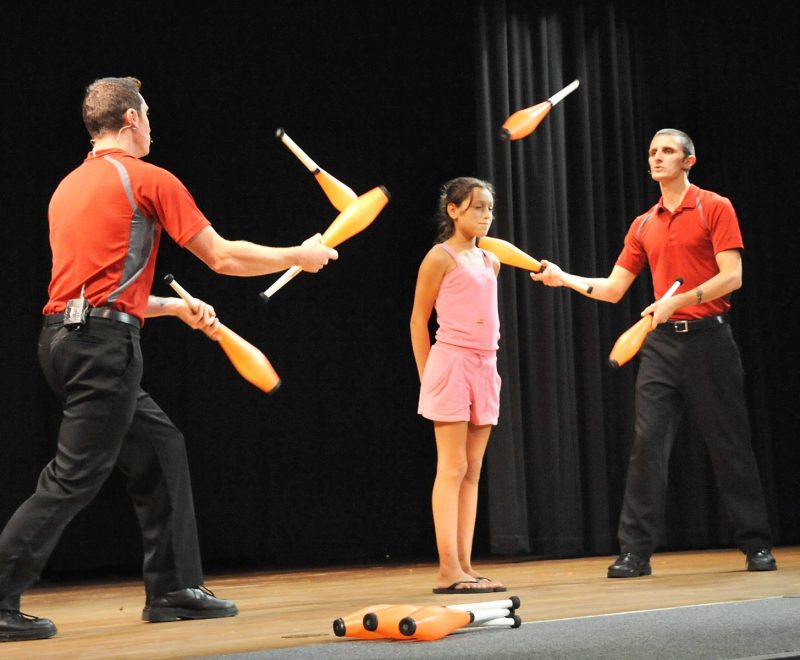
[2,546,798,658]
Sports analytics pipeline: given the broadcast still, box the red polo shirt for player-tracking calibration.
[44,149,210,323]
[615,184,744,320]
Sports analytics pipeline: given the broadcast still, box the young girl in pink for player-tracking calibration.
[410,177,506,594]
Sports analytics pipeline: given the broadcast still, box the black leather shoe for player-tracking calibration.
[607,552,652,578]
[746,548,777,572]
[0,609,57,642]
[142,586,238,622]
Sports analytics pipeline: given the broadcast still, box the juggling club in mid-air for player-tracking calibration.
[500,79,580,141]
[276,128,357,212]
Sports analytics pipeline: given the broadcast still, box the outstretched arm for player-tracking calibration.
[185,226,338,277]
[531,262,636,303]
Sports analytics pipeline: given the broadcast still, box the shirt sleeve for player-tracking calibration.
[705,193,744,254]
[137,165,211,247]
[615,215,648,276]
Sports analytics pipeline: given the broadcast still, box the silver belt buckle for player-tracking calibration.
[674,320,689,333]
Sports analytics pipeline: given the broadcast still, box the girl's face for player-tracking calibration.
[448,187,494,239]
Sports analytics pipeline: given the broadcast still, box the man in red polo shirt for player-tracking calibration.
[531,128,776,578]
[0,76,338,642]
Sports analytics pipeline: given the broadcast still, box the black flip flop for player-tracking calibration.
[432,580,495,594]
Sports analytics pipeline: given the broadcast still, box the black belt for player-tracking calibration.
[43,306,141,329]
[655,314,728,334]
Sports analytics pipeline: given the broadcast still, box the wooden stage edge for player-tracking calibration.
[4,546,799,659]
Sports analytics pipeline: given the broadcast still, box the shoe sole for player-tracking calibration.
[0,627,57,641]
[607,565,652,578]
[432,587,495,594]
[142,607,238,623]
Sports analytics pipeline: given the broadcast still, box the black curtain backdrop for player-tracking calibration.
[0,1,798,585]
[477,0,800,558]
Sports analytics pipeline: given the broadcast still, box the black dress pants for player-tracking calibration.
[0,317,203,609]
[617,322,772,558]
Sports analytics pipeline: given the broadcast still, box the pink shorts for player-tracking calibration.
[418,342,501,426]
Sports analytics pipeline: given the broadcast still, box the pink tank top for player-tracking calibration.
[434,243,500,351]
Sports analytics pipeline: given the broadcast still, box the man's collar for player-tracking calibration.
[657,183,698,213]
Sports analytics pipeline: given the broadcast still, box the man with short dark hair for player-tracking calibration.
[531,128,776,578]
[0,76,338,641]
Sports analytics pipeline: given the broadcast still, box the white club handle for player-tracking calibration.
[548,79,580,107]
[277,129,319,172]
[262,266,302,300]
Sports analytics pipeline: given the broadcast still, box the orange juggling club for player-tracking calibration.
[165,275,281,394]
[398,606,472,640]
[399,606,517,640]
[276,128,357,212]
[332,603,394,639]
[477,236,593,295]
[608,277,684,369]
[363,604,422,639]
[500,79,580,141]
[259,185,391,301]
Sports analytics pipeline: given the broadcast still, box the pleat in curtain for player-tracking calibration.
[475,0,655,557]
